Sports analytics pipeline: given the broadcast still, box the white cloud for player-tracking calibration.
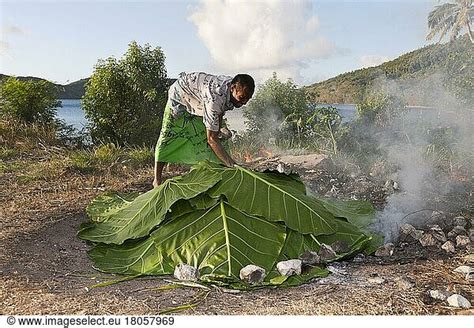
[188,0,339,83]
[2,24,25,35]
[0,24,26,57]
[360,55,390,68]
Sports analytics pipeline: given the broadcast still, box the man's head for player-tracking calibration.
[230,74,255,108]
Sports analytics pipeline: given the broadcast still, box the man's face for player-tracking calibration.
[230,84,252,108]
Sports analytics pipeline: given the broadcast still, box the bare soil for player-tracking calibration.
[1,151,473,315]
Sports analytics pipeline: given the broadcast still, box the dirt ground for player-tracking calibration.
[1,153,473,315]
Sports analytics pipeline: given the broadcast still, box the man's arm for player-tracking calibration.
[207,128,235,167]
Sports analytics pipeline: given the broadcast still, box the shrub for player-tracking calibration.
[82,41,168,146]
[0,77,61,125]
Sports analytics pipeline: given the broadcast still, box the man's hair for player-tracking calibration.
[231,74,255,95]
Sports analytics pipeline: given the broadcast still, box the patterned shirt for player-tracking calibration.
[168,72,234,132]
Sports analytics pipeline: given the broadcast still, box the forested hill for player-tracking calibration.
[0,75,177,99]
[304,35,473,105]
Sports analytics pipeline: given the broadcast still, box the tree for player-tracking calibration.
[0,77,60,124]
[426,0,474,43]
[82,41,168,146]
[243,73,308,142]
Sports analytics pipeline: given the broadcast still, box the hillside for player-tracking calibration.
[0,75,176,99]
[304,35,473,106]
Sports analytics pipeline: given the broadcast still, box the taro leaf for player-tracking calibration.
[169,194,220,218]
[78,164,222,244]
[207,164,336,235]
[312,197,375,229]
[86,191,139,222]
[88,200,287,278]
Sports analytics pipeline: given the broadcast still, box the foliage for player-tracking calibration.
[355,92,407,128]
[78,160,378,289]
[305,35,473,105]
[0,77,61,125]
[305,105,343,154]
[243,73,308,141]
[242,74,346,154]
[82,41,168,146]
[426,0,474,43]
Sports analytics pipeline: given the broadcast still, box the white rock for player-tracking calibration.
[276,259,302,276]
[429,289,450,301]
[453,265,473,274]
[441,241,456,253]
[299,250,320,265]
[173,263,199,281]
[239,265,266,284]
[447,294,471,308]
[367,277,385,284]
[375,243,395,257]
[456,235,471,247]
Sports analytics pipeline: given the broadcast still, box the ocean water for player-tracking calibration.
[55,99,357,133]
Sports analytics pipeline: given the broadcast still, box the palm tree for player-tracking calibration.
[426,0,474,43]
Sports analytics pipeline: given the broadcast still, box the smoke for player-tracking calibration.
[368,74,474,241]
[188,0,340,83]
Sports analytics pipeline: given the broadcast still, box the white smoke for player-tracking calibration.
[188,0,339,82]
[368,74,474,241]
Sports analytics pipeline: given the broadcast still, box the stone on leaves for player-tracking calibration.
[239,265,266,284]
[276,259,302,276]
[174,263,199,281]
[318,244,337,262]
[299,250,320,265]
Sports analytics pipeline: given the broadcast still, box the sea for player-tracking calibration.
[55,99,358,133]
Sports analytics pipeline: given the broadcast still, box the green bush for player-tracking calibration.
[0,77,60,124]
[243,73,308,142]
[82,41,168,146]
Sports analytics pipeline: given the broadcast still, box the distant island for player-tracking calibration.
[1,36,472,105]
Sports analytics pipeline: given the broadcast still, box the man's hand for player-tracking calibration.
[218,127,233,140]
[207,129,236,167]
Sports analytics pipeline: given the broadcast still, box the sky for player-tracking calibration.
[0,0,439,86]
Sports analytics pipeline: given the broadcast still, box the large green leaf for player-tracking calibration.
[78,164,223,244]
[88,199,287,278]
[312,196,375,229]
[86,191,139,223]
[207,163,336,235]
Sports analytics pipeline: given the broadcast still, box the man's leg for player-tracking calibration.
[153,161,166,188]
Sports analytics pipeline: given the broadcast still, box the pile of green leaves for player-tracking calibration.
[78,161,380,289]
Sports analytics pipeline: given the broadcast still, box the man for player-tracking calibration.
[153,72,255,187]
